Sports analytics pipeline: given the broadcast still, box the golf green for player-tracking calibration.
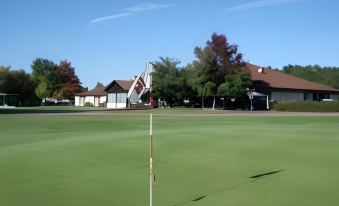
[0,111,338,206]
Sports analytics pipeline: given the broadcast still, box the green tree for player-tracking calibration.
[192,33,245,109]
[0,66,13,93]
[282,64,339,89]
[35,77,49,104]
[176,67,196,101]
[0,66,38,106]
[152,57,180,106]
[11,69,38,105]
[95,82,105,89]
[31,58,59,99]
[217,71,251,99]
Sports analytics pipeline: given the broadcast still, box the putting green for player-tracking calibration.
[0,111,338,206]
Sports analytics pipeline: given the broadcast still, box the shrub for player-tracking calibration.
[84,102,94,107]
[274,101,339,112]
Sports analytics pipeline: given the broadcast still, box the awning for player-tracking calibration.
[0,93,19,96]
[251,92,268,97]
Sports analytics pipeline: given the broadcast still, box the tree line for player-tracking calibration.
[2,33,339,107]
[152,33,339,108]
[0,58,82,106]
[152,33,251,108]
[282,65,339,89]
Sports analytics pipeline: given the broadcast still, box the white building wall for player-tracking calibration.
[80,97,85,106]
[75,96,106,107]
[107,103,126,109]
[94,97,100,106]
[75,96,80,106]
[85,96,95,105]
[271,91,304,102]
[107,92,127,109]
[100,96,107,104]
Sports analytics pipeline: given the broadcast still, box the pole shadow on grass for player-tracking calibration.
[172,169,285,206]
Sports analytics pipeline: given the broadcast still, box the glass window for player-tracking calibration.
[108,93,116,103]
[117,93,127,103]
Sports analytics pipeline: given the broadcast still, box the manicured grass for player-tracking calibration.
[0,106,112,114]
[0,111,339,206]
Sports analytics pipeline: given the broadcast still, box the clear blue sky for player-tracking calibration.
[1,0,339,88]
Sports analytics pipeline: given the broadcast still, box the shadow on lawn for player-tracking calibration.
[173,169,285,206]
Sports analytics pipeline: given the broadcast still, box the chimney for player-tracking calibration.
[258,67,265,73]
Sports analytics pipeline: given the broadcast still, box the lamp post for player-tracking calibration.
[246,88,255,111]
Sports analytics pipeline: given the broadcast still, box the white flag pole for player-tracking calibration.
[150,113,153,206]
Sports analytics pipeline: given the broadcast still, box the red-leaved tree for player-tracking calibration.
[57,60,82,100]
[192,33,245,109]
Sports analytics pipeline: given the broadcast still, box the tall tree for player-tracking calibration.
[0,66,38,106]
[35,77,49,103]
[176,66,196,101]
[10,69,37,105]
[152,57,180,106]
[283,64,339,89]
[31,58,59,99]
[192,33,245,109]
[56,60,82,100]
[0,66,13,93]
[217,71,251,99]
[95,82,105,89]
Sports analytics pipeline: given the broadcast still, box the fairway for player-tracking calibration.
[1,111,339,206]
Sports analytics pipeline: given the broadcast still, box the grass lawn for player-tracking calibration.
[0,110,339,206]
[0,106,111,114]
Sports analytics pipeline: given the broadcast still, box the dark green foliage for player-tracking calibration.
[192,33,245,98]
[95,82,105,89]
[31,58,82,100]
[153,34,250,108]
[217,71,252,98]
[84,102,94,107]
[0,66,39,106]
[31,58,60,99]
[152,57,195,106]
[282,65,339,88]
[1,58,82,106]
[274,101,339,112]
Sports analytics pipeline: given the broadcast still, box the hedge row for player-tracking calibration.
[274,101,339,112]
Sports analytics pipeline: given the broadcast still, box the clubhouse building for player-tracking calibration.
[75,66,152,108]
[247,64,339,102]
[75,63,339,109]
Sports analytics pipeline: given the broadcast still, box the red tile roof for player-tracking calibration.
[247,64,339,92]
[104,80,134,92]
[115,80,134,91]
[75,87,107,96]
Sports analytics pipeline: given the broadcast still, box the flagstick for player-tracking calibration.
[150,113,153,206]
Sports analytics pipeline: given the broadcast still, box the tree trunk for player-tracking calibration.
[212,96,216,110]
[201,97,204,109]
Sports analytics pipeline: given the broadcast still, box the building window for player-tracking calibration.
[117,93,127,103]
[108,93,116,103]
